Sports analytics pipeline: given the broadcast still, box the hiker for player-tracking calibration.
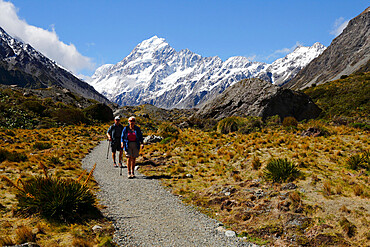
[107,116,124,168]
[121,116,144,178]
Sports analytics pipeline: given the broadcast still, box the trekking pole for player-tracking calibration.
[120,164,122,176]
[106,140,110,159]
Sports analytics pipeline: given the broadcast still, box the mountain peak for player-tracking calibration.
[136,36,169,51]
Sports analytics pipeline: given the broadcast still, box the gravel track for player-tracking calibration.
[82,140,256,247]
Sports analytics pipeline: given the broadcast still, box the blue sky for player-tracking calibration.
[0,0,368,77]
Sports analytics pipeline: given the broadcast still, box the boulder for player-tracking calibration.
[195,78,321,121]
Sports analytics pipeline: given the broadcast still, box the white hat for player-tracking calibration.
[128,116,136,122]
[114,116,120,120]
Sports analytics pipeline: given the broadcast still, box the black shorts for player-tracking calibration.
[111,141,123,153]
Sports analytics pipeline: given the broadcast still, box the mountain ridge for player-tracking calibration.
[90,36,325,109]
[0,27,110,104]
[285,7,370,89]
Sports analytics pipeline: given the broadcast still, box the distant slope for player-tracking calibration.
[0,27,110,104]
[303,71,370,120]
[285,7,370,90]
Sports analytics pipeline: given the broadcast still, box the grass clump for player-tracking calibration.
[15,225,36,244]
[2,164,98,223]
[32,141,52,150]
[339,217,357,238]
[346,151,369,171]
[217,116,242,134]
[264,158,299,182]
[158,122,180,138]
[282,116,298,128]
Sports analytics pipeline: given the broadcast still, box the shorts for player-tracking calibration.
[111,141,123,153]
[125,142,139,158]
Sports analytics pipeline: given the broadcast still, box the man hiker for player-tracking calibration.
[107,116,124,168]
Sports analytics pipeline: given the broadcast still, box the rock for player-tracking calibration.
[143,135,163,144]
[10,243,40,247]
[185,174,193,178]
[178,121,190,129]
[282,183,298,190]
[195,78,321,121]
[301,127,323,137]
[254,189,265,199]
[92,225,103,232]
[225,230,236,237]
[216,226,226,232]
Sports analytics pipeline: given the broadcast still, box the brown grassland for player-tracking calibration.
[0,72,369,246]
[138,120,369,246]
[0,125,115,246]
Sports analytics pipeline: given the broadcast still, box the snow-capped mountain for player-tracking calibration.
[90,36,325,108]
[0,27,109,104]
[258,42,326,86]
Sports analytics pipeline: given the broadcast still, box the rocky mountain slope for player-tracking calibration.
[0,27,109,104]
[89,36,325,109]
[195,78,321,121]
[285,7,370,90]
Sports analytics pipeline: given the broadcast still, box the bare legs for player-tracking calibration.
[127,157,136,177]
[112,151,123,167]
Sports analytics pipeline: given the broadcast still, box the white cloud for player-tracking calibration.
[330,17,349,37]
[0,0,94,75]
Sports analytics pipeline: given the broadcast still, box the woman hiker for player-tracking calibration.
[121,116,144,178]
[107,116,124,168]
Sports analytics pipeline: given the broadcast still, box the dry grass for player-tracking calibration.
[0,124,113,246]
[139,120,370,246]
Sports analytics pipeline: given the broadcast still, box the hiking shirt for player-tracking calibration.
[121,125,143,152]
[107,124,124,144]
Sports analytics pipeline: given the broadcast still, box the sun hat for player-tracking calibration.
[128,116,136,122]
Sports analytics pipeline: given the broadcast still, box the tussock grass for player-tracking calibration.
[264,158,299,182]
[139,119,369,246]
[0,124,113,246]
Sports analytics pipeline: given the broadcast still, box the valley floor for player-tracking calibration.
[82,140,255,247]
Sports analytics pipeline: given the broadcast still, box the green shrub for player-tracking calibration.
[186,116,217,130]
[33,142,52,150]
[282,117,298,128]
[160,137,173,144]
[238,117,263,134]
[83,103,113,123]
[52,108,88,125]
[351,122,370,131]
[264,158,299,182]
[217,116,242,134]
[16,176,98,222]
[265,115,281,126]
[158,123,180,138]
[21,100,46,115]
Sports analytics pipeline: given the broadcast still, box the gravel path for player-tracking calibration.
[82,140,257,247]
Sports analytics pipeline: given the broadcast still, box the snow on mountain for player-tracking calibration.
[258,42,326,86]
[89,36,326,108]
